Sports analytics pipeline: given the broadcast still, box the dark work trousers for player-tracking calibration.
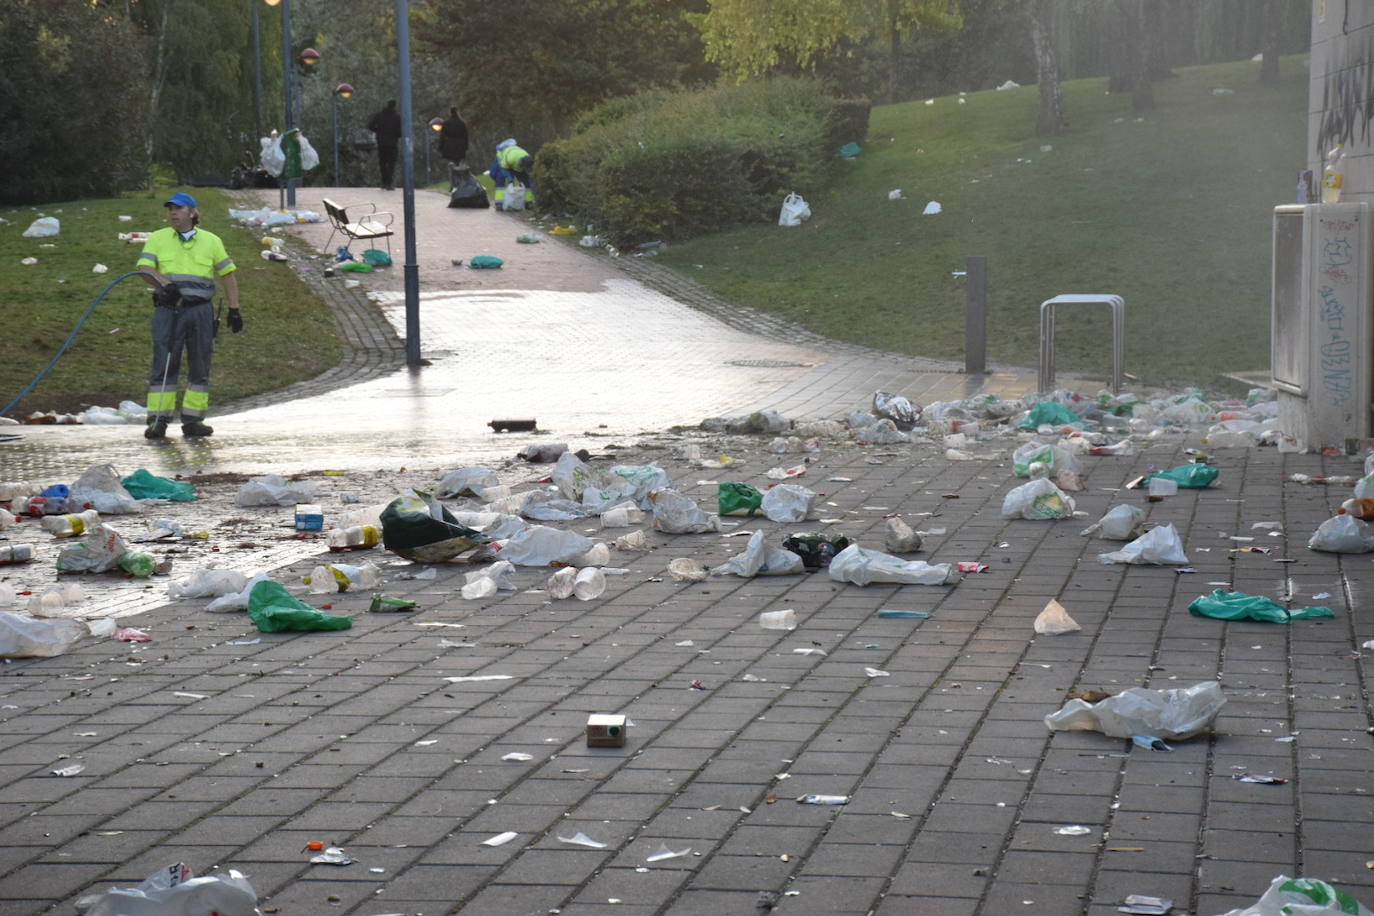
[148,300,215,421]
[378,143,399,188]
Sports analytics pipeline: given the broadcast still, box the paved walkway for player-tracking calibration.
[0,188,1370,916]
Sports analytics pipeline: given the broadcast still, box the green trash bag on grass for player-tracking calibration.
[1188,590,1333,624]
[1144,464,1219,488]
[247,580,352,633]
[121,469,196,501]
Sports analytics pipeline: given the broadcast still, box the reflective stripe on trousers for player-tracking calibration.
[147,301,214,420]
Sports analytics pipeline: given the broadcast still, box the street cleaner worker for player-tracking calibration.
[494,138,535,208]
[135,191,242,440]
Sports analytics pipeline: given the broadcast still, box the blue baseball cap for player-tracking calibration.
[164,192,198,209]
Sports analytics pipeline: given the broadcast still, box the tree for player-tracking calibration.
[1028,0,1066,136]
[694,0,962,102]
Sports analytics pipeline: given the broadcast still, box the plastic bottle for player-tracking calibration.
[41,509,100,538]
[305,561,380,593]
[117,551,156,578]
[1323,144,1345,204]
[0,545,34,565]
[327,524,381,551]
[11,496,50,517]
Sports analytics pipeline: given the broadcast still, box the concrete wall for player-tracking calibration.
[1311,0,1374,198]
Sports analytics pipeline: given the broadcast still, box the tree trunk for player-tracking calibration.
[1260,0,1282,83]
[1030,0,1065,137]
[1129,0,1154,111]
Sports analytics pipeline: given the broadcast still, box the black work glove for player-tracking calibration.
[227,308,244,334]
[154,282,182,309]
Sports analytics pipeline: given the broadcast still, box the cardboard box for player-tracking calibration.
[586,714,627,747]
[295,504,323,532]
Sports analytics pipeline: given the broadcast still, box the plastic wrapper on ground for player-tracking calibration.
[55,523,130,573]
[436,466,501,498]
[1044,681,1226,740]
[650,490,721,533]
[235,474,316,507]
[1307,514,1374,553]
[872,390,919,428]
[495,526,593,566]
[761,484,818,523]
[1098,523,1189,565]
[168,568,248,600]
[828,544,955,586]
[552,451,670,512]
[1002,478,1075,520]
[1187,590,1334,623]
[1033,599,1081,635]
[712,530,804,577]
[1081,504,1146,540]
[122,468,196,502]
[0,612,87,658]
[1215,875,1373,916]
[380,490,490,562]
[246,580,352,633]
[69,465,141,514]
[78,863,259,916]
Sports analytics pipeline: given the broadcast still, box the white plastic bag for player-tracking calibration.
[0,612,87,658]
[78,863,258,916]
[778,192,811,227]
[1043,680,1226,739]
[206,573,270,613]
[503,182,526,211]
[712,530,805,578]
[69,464,142,514]
[55,522,130,573]
[496,526,593,566]
[761,484,818,523]
[853,419,909,444]
[1307,514,1374,553]
[1098,523,1188,566]
[437,466,501,498]
[552,452,669,511]
[1080,504,1147,541]
[235,474,317,507]
[1012,441,1076,477]
[1033,599,1081,635]
[650,490,721,534]
[22,217,60,238]
[1001,478,1075,520]
[1216,875,1374,916]
[828,544,955,586]
[168,568,248,600]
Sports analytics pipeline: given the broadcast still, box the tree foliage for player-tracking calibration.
[0,1,150,203]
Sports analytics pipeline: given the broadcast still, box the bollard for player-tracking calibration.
[959,256,987,375]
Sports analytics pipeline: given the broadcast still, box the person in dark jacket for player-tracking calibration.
[438,108,468,166]
[366,99,402,190]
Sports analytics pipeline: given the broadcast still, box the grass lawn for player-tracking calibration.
[656,56,1308,389]
[0,189,340,419]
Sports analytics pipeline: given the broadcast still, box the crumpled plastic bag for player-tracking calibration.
[247,580,351,633]
[1080,504,1146,540]
[552,451,670,511]
[761,484,818,523]
[872,390,919,429]
[1307,514,1374,553]
[21,216,59,238]
[206,573,270,613]
[380,490,490,562]
[853,418,909,444]
[1187,590,1334,623]
[1017,401,1081,430]
[436,466,500,498]
[495,525,593,566]
[55,522,130,573]
[1044,680,1226,739]
[462,560,517,598]
[718,482,764,516]
[650,489,721,533]
[1012,441,1077,477]
[1098,523,1188,565]
[235,474,316,507]
[1002,478,1075,520]
[0,612,86,658]
[121,468,196,502]
[1033,599,1080,635]
[1215,875,1374,916]
[518,490,596,521]
[700,409,790,434]
[168,567,248,600]
[828,543,956,586]
[69,465,142,514]
[1204,419,1263,449]
[78,863,259,916]
[1144,464,1218,488]
[712,530,804,577]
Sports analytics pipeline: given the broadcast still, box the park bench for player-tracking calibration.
[322,198,394,258]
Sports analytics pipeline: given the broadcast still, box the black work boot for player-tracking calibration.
[144,418,169,440]
[181,420,214,438]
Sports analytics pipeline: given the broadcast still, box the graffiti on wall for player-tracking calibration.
[1317,38,1374,154]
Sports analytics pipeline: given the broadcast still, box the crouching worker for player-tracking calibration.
[492,138,535,208]
[136,192,242,439]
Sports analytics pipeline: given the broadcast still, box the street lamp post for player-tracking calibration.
[333,84,354,186]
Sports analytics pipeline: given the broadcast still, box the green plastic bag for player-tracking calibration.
[1017,402,1081,430]
[362,249,392,267]
[469,255,504,269]
[837,142,862,158]
[121,468,196,501]
[718,482,763,516]
[339,261,374,272]
[1188,589,1333,623]
[380,490,490,562]
[1144,464,1219,488]
[247,580,352,633]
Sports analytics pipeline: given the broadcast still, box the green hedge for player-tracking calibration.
[538,78,870,244]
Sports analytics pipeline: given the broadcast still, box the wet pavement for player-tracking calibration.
[0,188,1370,916]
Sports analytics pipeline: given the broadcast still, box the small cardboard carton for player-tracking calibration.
[586,713,627,748]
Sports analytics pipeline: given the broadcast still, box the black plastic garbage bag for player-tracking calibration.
[782,533,852,570]
[449,170,490,209]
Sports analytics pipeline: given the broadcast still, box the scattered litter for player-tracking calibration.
[1188,590,1333,623]
[1099,524,1189,566]
[877,609,930,619]
[798,794,848,805]
[1234,773,1287,785]
[668,557,709,582]
[1081,504,1146,541]
[1132,735,1172,751]
[112,628,152,643]
[558,832,608,849]
[864,667,890,677]
[829,544,955,586]
[445,675,515,683]
[51,762,86,777]
[1045,681,1226,740]
[759,609,797,630]
[1215,876,1373,916]
[482,831,518,847]
[587,713,628,747]
[173,692,209,700]
[646,843,693,862]
[1033,599,1081,635]
[922,201,942,215]
[1054,825,1091,836]
[310,846,353,865]
[1119,895,1173,915]
[74,864,258,915]
[501,753,533,762]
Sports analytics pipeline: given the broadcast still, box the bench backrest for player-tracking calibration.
[322,198,347,226]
